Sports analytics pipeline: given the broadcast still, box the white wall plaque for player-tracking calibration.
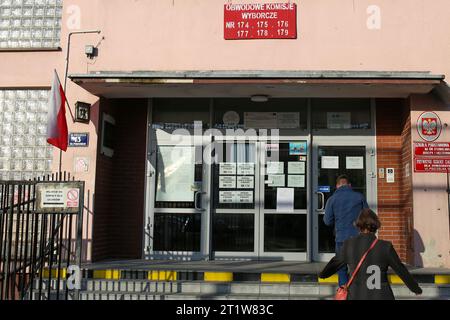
[219,191,235,203]
[235,191,253,203]
[237,163,255,175]
[220,176,237,189]
[237,176,254,189]
[220,162,237,175]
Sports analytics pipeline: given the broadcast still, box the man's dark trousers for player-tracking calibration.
[336,241,348,287]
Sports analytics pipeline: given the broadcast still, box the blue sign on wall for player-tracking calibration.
[318,186,331,193]
[69,133,89,147]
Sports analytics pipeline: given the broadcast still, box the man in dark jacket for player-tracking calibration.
[324,174,369,287]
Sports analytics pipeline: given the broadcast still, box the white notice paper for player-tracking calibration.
[267,175,285,187]
[220,163,237,175]
[321,156,339,169]
[235,191,253,203]
[288,175,305,188]
[267,162,284,174]
[237,176,254,189]
[220,176,237,189]
[288,162,306,174]
[277,188,294,213]
[219,191,235,203]
[237,163,255,175]
[346,157,364,170]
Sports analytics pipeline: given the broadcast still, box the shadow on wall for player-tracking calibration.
[413,229,425,268]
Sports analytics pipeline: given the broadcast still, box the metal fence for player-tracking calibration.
[0,173,84,300]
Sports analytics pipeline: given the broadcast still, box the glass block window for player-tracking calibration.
[0,90,53,181]
[0,0,63,49]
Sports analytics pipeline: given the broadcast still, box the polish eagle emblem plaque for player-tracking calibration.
[417,112,442,142]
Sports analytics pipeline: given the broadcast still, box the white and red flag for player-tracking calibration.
[47,70,68,152]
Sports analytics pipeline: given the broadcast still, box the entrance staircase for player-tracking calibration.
[31,260,450,300]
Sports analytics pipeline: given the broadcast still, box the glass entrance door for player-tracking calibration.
[212,138,309,261]
[211,139,260,259]
[145,129,211,260]
[312,137,376,262]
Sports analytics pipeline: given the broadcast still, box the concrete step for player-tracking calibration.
[31,291,445,301]
[33,279,450,299]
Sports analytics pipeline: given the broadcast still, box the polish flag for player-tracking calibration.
[47,70,68,152]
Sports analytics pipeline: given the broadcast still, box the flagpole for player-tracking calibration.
[60,30,101,175]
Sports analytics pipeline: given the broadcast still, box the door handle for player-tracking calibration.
[194,191,206,212]
[316,192,325,212]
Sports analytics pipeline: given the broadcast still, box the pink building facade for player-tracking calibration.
[0,0,449,268]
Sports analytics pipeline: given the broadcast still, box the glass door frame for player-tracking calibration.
[311,137,377,262]
[258,137,311,261]
[143,100,213,260]
[211,134,261,260]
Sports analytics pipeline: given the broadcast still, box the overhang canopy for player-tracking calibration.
[69,70,445,99]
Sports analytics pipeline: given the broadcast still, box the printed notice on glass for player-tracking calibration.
[277,112,300,129]
[219,191,235,203]
[288,175,305,188]
[288,162,305,174]
[277,188,294,212]
[237,163,255,175]
[327,112,351,129]
[267,161,284,174]
[235,191,253,203]
[156,146,195,202]
[244,112,278,129]
[346,157,364,170]
[220,162,237,175]
[267,174,285,187]
[321,156,339,169]
[237,176,254,189]
[220,176,237,189]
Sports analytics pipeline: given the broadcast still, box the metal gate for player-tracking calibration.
[0,173,84,300]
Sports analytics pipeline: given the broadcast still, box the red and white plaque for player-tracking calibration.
[414,158,450,173]
[224,3,297,40]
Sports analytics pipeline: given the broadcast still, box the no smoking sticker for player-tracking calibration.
[67,188,80,208]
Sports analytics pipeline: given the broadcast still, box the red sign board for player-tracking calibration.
[414,142,450,157]
[414,158,450,173]
[224,3,297,40]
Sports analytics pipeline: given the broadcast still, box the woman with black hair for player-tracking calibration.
[319,208,423,300]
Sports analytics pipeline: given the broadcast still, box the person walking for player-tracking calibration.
[323,174,369,287]
[319,209,422,300]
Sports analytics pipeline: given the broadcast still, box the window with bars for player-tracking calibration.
[0,90,53,181]
[0,0,63,49]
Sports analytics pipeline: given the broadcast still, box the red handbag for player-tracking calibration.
[335,238,379,300]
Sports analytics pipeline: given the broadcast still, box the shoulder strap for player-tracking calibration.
[346,238,379,288]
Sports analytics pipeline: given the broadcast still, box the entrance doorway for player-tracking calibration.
[312,137,376,262]
[144,98,376,262]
